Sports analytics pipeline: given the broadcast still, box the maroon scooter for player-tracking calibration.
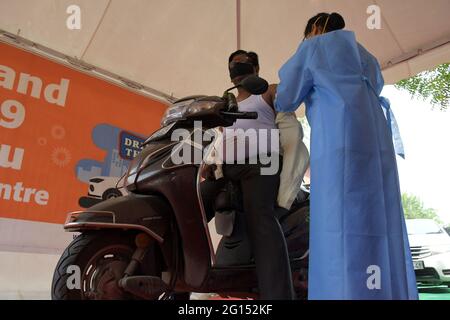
[51,76,309,300]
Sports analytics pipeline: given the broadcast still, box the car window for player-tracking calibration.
[406,219,443,235]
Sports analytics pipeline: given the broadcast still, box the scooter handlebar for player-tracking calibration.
[220,111,258,120]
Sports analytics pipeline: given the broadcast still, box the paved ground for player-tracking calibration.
[193,285,450,300]
[195,287,450,300]
[419,285,450,300]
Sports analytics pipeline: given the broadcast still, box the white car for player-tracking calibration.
[87,176,127,200]
[406,219,450,287]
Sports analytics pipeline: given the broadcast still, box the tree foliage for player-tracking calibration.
[402,193,442,224]
[395,63,450,110]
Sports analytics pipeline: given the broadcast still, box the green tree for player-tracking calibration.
[395,63,450,110]
[402,193,442,224]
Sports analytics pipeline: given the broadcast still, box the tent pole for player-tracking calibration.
[236,0,241,50]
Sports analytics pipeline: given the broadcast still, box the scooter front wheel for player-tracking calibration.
[51,231,159,300]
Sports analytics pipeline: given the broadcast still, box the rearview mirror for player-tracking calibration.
[239,75,269,95]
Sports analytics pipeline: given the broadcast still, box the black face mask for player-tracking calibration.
[229,62,255,80]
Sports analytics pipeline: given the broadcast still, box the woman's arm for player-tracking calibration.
[275,40,317,112]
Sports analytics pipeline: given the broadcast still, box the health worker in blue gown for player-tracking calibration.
[275,12,418,300]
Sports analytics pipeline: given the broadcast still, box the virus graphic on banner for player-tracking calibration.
[52,147,72,167]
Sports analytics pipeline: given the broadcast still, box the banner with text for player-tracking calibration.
[0,41,167,224]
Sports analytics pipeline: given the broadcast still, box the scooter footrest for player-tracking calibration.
[119,276,169,299]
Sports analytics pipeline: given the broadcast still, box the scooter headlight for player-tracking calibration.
[161,99,219,126]
[186,100,217,114]
[161,99,195,126]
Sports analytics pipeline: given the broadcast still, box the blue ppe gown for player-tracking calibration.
[275,30,418,300]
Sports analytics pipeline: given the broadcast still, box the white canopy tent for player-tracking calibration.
[1,0,450,102]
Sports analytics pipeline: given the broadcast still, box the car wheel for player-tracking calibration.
[102,188,122,200]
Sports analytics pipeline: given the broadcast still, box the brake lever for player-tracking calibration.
[224,92,238,111]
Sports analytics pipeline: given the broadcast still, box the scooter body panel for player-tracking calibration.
[64,193,172,243]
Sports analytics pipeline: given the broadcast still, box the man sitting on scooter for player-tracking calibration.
[209,50,295,300]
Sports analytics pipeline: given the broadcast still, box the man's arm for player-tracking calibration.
[262,83,278,112]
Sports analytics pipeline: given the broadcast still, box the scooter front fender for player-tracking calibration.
[64,193,172,243]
